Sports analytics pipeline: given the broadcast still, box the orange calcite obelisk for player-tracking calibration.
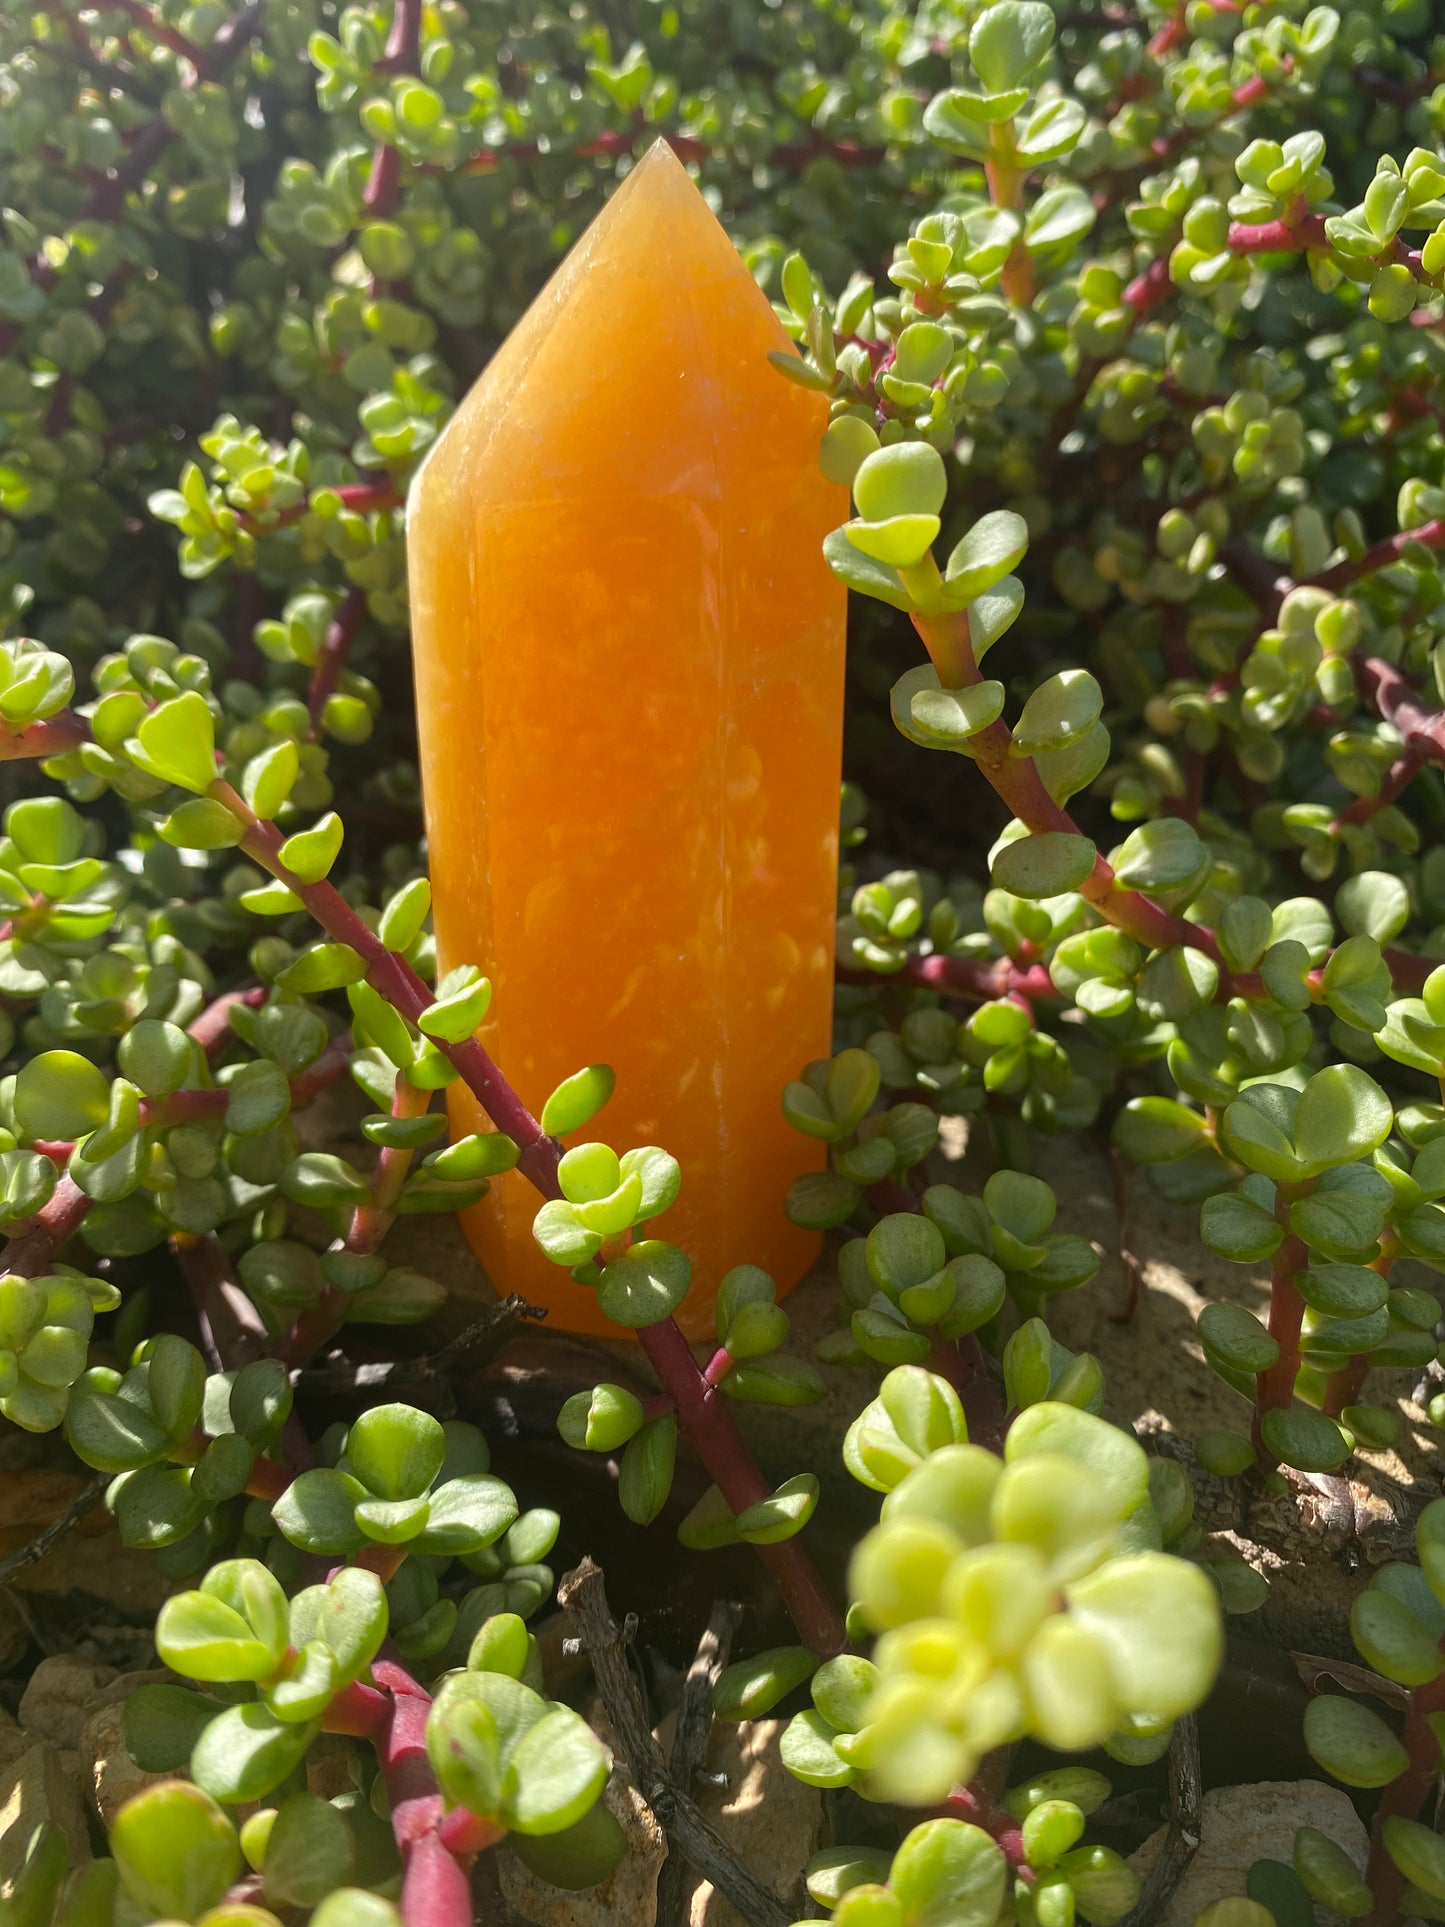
[408,141,846,1340]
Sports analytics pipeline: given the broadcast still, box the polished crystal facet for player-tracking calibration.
[408,141,846,1336]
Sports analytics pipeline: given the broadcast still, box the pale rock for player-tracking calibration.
[19,1656,115,1750]
[10,1522,170,1620]
[0,1743,91,1883]
[689,1719,822,1927]
[1129,1779,1370,1926]
[79,1702,170,1831]
[497,1760,665,1927]
[80,1668,170,1714]
[0,1703,30,1779]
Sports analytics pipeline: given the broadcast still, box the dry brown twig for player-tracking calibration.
[1116,1713,1201,1927]
[657,1598,746,1927]
[558,1558,793,1927]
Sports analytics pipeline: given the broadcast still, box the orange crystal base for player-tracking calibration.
[408,142,847,1338]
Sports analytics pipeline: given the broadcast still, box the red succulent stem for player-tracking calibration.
[0,713,94,761]
[315,1636,490,1915]
[219,787,849,1656]
[941,1784,1030,1872]
[1122,255,1173,314]
[308,585,367,733]
[347,1076,431,1253]
[0,1176,90,1278]
[637,1315,847,1655]
[1363,1668,1445,1927]
[1227,210,1442,294]
[364,0,422,215]
[174,1230,270,1368]
[1333,747,1423,830]
[106,0,204,63]
[438,1806,506,1855]
[1358,657,1445,772]
[377,1668,476,1926]
[1146,6,1188,57]
[365,144,403,216]
[444,118,884,179]
[282,1062,430,1366]
[1251,1186,1312,1465]
[322,1678,390,1737]
[1312,520,1445,595]
[238,479,401,538]
[1321,1352,1371,1419]
[910,608,1225,966]
[1228,209,1329,256]
[228,796,560,1188]
[907,611,1437,1006]
[836,953,1057,1003]
[188,985,267,1058]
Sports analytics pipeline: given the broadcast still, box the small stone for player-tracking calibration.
[80,1668,170,1714]
[79,1701,170,1831]
[1128,1780,1369,1927]
[0,1743,91,1882]
[688,1719,822,1927]
[10,1520,170,1620]
[496,1760,665,1927]
[19,1655,116,1750]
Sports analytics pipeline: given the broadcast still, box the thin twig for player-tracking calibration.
[0,1474,108,1587]
[558,1559,793,1927]
[293,1298,546,1396]
[657,1600,745,1927]
[1117,1714,1201,1927]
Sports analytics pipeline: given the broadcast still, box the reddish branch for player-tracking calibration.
[104,0,203,65]
[78,1,259,225]
[0,1178,89,1278]
[1123,255,1172,314]
[0,0,258,357]
[1310,519,1445,594]
[173,1229,270,1370]
[635,1315,845,1655]
[1251,1214,1309,1467]
[1,1040,351,1269]
[326,1656,492,1924]
[218,790,849,1658]
[1218,538,1288,623]
[188,984,267,1057]
[281,1072,432,1367]
[836,953,1056,1002]
[365,0,422,215]
[942,1784,1029,1871]
[1228,207,1443,296]
[0,713,95,762]
[1358,657,1445,771]
[1363,1668,1445,1926]
[239,479,401,538]
[1228,209,1328,257]
[913,606,1228,967]
[308,585,367,732]
[1332,747,1424,830]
